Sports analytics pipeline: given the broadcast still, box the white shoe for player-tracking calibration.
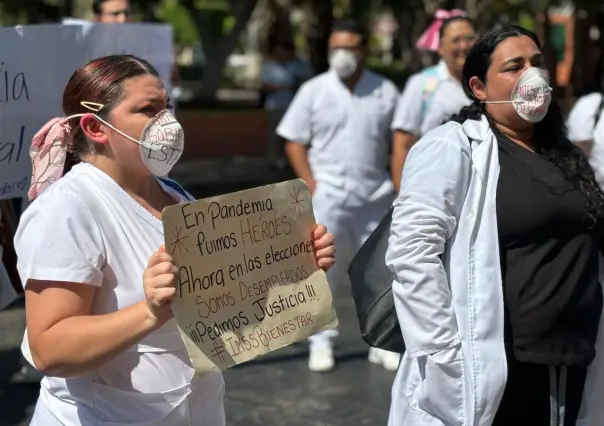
[309,345,335,372]
[368,347,401,371]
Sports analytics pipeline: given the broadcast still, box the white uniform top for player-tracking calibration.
[14,163,225,426]
[386,116,604,425]
[277,69,399,203]
[420,78,471,135]
[567,92,604,188]
[391,60,459,137]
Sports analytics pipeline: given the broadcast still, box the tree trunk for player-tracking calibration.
[182,0,260,101]
[267,0,294,47]
[62,0,75,17]
[304,0,334,75]
[350,0,370,28]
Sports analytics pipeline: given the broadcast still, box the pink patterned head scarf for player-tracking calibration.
[416,9,469,51]
[28,118,74,201]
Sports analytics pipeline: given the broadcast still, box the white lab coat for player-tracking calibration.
[386,115,604,425]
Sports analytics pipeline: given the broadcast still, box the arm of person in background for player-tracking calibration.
[262,83,294,93]
[391,73,424,193]
[277,83,315,193]
[293,59,313,89]
[385,125,471,419]
[567,93,603,156]
[16,193,173,378]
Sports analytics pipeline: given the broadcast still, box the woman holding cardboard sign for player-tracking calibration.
[14,54,336,426]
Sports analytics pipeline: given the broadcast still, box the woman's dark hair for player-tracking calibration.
[62,54,159,171]
[439,16,475,40]
[452,25,604,225]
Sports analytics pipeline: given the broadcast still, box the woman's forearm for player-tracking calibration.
[31,300,162,378]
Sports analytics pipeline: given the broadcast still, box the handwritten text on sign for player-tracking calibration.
[162,179,338,377]
[0,63,30,199]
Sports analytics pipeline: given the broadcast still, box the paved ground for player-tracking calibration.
[0,177,396,426]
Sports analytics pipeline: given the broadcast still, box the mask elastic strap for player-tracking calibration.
[483,86,553,105]
[483,100,524,105]
[66,112,141,145]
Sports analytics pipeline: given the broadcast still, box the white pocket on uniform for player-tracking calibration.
[414,345,466,425]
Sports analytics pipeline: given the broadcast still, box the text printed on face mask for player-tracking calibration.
[516,84,549,101]
[144,143,182,165]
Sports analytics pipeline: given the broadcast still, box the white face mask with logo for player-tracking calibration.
[70,101,184,176]
[329,49,359,79]
[484,67,552,123]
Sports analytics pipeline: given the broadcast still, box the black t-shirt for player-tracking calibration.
[496,132,603,366]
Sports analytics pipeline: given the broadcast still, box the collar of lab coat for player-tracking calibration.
[460,114,496,182]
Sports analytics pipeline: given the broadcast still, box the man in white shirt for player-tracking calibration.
[277,19,400,373]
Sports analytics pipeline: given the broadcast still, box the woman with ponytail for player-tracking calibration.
[386,25,604,425]
[14,55,336,426]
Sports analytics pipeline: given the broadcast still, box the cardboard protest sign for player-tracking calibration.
[162,179,338,377]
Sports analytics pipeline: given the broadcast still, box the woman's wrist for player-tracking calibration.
[138,300,169,332]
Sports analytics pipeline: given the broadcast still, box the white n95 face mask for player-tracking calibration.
[329,49,358,79]
[484,67,552,123]
[70,105,184,177]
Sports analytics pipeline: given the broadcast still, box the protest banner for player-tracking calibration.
[0,23,174,201]
[0,25,84,201]
[79,23,174,94]
[162,179,338,377]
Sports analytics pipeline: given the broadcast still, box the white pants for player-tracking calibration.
[309,183,393,348]
[29,373,225,426]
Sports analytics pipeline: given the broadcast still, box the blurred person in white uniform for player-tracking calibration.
[390,10,477,191]
[567,90,604,189]
[262,37,311,168]
[16,54,336,426]
[277,19,400,373]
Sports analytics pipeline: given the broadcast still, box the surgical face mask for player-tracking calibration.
[329,49,359,79]
[484,67,552,123]
[70,102,184,176]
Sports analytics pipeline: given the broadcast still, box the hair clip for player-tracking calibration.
[80,101,104,112]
